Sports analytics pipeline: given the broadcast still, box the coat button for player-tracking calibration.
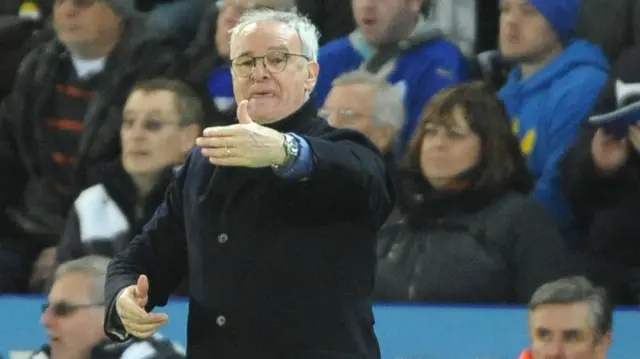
[216,315,226,327]
[217,233,228,243]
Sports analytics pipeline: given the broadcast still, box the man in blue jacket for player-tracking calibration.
[314,0,469,156]
[498,0,610,236]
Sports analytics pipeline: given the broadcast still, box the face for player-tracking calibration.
[351,0,421,45]
[323,83,394,152]
[499,0,560,62]
[419,106,481,188]
[530,303,612,359]
[230,20,319,123]
[53,0,121,51]
[121,90,198,176]
[41,273,105,359]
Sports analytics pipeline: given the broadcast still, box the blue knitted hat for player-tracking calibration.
[501,0,581,42]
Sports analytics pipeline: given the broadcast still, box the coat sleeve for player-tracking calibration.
[56,207,86,264]
[300,130,395,226]
[0,49,39,210]
[103,154,191,340]
[507,198,578,302]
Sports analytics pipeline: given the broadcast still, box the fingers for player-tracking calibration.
[124,319,168,338]
[134,274,149,299]
[196,134,244,149]
[236,100,253,125]
[202,124,247,137]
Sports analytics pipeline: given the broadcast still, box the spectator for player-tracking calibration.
[0,0,185,293]
[314,0,469,157]
[32,255,184,359]
[561,46,640,305]
[142,0,207,43]
[497,0,609,236]
[374,82,569,304]
[55,79,201,279]
[295,0,355,45]
[321,69,404,157]
[525,276,613,359]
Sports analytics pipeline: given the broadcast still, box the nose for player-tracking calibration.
[543,341,565,359]
[41,306,55,328]
[250,59,271,80]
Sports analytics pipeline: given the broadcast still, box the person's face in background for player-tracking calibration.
[41,273,105,359]
[419,106,481,188]
[230,20,319,123]
[529,302,612,359]
[351,0,422,45]
[53,0,121,57]
[215,0,293,58]
[121,90,198,176]
[323,83,395,152]
[499,0,560,63]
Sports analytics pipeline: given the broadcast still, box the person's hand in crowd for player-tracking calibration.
[591,128,630,173]
[628,124,640,153]
[29,246,57,290]
[116,274,169,338]
[196,100,287,168]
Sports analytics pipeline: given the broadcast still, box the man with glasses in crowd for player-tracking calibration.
[33,255,184,359]
[103,8,394,359]
[0,0,184,294]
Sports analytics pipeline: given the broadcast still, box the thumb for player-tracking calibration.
[237,100,253,124]
[134,274,149,299]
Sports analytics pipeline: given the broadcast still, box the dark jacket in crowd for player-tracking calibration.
[561,45,640,304]
[374,169,571,304]
[30,335,185,359]
[55,163,189,296]
[104,100,395,359]
[0,17,185,241]
[295,0,355,45]
[57,163,174,263]
[577,0,640,63]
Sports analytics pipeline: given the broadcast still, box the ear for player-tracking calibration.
[180,124,200,154]
[595,332,613,359]
[304,61,320,94]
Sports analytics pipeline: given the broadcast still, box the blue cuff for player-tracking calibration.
[273,133,313,180]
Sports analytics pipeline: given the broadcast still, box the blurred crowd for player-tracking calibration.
[0,0,638,356]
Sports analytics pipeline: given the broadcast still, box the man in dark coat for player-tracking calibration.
[103,8,395,359]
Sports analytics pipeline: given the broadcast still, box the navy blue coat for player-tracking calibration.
[104,101,395,359]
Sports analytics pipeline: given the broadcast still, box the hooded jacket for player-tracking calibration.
[314,16,470,155]
[498,40,609,235]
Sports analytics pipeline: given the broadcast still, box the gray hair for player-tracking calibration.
[55,256,111,304]
[216,0,296,11]
[529,276,613,339]
[331,70,406,132]
[229,8,320,61]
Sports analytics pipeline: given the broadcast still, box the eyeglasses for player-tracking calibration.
[230,50,309,78]
[121,118,180,133]
[42,301,104,317]
[318,108,373,122]
[54,0,97,9]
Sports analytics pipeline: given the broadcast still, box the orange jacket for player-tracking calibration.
[519,348,533,359]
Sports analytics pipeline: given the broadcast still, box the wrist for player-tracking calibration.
[273,133,299,168]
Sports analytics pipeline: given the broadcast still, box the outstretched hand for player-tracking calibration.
[196,100,287,167]
[115,275,169,338]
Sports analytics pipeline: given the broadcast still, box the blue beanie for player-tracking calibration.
[500,0,581,42]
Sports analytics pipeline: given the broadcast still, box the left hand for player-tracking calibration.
[196,100,287,167]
